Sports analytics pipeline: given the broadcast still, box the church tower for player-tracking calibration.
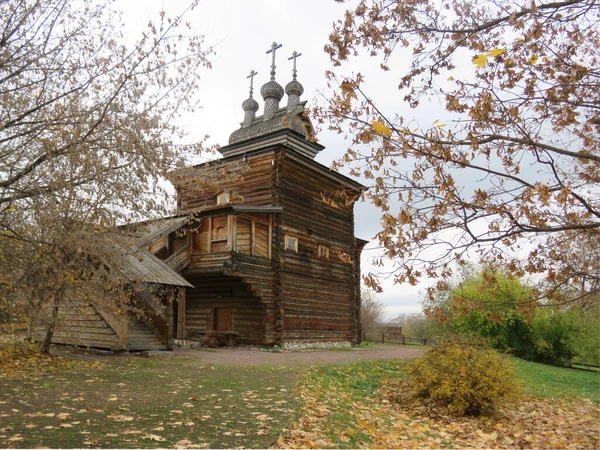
[169,43,367,347]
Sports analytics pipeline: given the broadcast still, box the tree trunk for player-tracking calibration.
[41,301,59,354]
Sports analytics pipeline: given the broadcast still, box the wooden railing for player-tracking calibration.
[133,295,172,350]
[189,252,232,270]
[92,304,128,350]
[164,243,191,272]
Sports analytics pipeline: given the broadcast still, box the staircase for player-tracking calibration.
[127,319,168,351]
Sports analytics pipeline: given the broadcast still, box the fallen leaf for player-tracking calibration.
[142,433,165,441]
[110,414,134,422]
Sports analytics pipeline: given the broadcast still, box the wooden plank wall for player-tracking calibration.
[229,253,278,344]
[278,153,356,246]
[35,300,121,349]
[174,152,276,212]
[277,152,360,343]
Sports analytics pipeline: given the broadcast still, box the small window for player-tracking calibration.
[318,245,329,259]
[216,190,230,205]
[284,235,298,252]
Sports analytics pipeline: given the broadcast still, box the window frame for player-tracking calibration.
[284,234,298,252]
[216,190,230,206]
[317,244,329,259]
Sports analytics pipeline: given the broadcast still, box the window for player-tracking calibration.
[318,245,329,259]
[210,216,229,252]
[284,235,298,252]
[216,190,230,205]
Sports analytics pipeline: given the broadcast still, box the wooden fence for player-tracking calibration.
[363,332,428,346]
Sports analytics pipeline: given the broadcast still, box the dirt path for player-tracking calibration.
[173,344,425,366]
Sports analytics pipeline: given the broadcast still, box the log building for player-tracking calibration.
[45,45,367,350]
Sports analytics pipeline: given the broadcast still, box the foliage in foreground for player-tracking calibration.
[279,358,599,449]
[323,0,600,309]
[409,342,520,416]
[0,0,211,352]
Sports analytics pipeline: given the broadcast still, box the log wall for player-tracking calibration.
[276,151,361,344]
[183,274,268,344]
[173,146,363,346]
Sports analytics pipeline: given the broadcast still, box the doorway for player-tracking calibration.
[213,307,232,331]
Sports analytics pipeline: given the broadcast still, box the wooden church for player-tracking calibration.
[47,44,367,350]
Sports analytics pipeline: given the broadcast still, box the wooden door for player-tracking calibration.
[214,307,232,331]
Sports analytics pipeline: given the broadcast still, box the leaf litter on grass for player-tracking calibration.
[0,357,298,449]
[277,361,600,449]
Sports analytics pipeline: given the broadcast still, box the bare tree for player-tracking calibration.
[0,0,211,351]
[360,286,385,337]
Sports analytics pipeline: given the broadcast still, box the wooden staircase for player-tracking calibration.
[127,319,168,351]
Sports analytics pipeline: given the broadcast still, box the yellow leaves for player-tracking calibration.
[0,346,102,380]
[488,49,505,57]
[472,48,506,68]
[371,120,392,137]
[472,54,489,69]
[528,54,539,64]
[109,414,134,421]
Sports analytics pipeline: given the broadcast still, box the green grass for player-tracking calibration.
[298,360,409,447]
[510,356,600,402]
[290,355,600,449]
[0,357,298,448]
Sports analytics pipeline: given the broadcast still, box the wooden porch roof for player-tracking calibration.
[118,249,193,288]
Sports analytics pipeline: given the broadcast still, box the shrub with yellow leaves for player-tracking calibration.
[408,340,520,416]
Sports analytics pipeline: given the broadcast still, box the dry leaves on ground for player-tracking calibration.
[0,346,103,380]
[278,375,599,449]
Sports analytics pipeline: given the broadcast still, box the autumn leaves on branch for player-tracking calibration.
[320,0,599,306]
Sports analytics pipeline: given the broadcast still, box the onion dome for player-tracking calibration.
[241,70,260,128]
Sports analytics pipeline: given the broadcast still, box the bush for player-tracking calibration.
[572,306,600,367]
[529,309,581,366]
[408,341,520,416]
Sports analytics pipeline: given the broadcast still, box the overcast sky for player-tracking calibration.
[122,0,432,318]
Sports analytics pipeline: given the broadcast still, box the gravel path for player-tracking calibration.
[173,344,425,366]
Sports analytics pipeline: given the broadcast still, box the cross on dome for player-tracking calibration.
[266,42,283,80]
[288,51,302,80]
[247,70,258,97]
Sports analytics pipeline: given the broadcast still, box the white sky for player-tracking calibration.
[122,0,430,319]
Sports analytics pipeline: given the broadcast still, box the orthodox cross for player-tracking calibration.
[266,41,282,80]
[247,70,258,97]
[288,51,302,80]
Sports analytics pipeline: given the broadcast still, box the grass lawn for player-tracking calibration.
[511,356,600,401]
[279,356,600,449]
[1,346,598,449]
[0,356,297,448]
